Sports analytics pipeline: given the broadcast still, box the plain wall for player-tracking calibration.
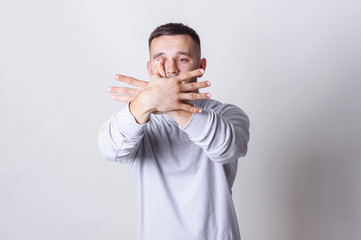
[1,0,360,239]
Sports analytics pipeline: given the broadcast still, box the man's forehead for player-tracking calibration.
[150,35,198,58]
[150,35,195,51]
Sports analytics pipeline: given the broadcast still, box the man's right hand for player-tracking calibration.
[109,61,211,124]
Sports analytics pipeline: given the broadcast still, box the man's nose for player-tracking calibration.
[165,60,179,77]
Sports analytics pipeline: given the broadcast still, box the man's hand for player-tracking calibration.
[107,76,148,105]
[108,61,211,124]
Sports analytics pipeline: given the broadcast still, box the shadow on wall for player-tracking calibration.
[283,93,361,240]
[238,77,361,240]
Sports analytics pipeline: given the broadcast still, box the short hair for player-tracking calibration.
[148,23,201,55]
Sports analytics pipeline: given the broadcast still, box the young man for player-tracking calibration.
[99,23,250,240]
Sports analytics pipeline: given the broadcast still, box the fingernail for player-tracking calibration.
[207,93,211,98]
[155,60,158,65]
[198,109,202,113]
[200,69,204,74]
[115,75,119,80]
[111,95,115,99]
[207,81,211,86]
[107,87,112,92]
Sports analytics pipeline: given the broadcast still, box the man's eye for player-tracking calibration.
[178,58,188,62]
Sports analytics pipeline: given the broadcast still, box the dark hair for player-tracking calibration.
[148,23,201,53]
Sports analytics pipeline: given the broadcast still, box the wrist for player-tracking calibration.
[129,90,155,124]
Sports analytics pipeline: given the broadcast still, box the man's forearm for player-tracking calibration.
[129,90,154,124]
[181,104,250,164]
[99,105,146,163]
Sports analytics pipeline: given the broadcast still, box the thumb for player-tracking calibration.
[158,60,166,78]
[152,60,161,77]
[153,60,167,78]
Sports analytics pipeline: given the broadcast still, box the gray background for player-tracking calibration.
[1,0,360,239]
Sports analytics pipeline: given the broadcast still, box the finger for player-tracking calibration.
[158,60,166,78]
[179,80,211,92]
[110,95,135,102]
[152,61,161,77]
[115,74,148,88]
[179,92,211,101]
[175,69,204,82]
[178,103,203,113]
[107,86,141,96]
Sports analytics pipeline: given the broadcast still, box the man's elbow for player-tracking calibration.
[98,142,117,161]
[238,141,248,158]
[210,140,248,164]
[99,146,132,164]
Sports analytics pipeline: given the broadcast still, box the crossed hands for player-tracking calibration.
[107,61,211,124]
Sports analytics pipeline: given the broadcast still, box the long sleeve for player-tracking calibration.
[182,101,250,164]
[98,99,248,240]
[98,104,146,164]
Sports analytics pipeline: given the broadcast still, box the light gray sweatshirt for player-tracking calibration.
[98,99,250,240]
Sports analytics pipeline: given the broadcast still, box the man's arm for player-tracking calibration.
[100,66,211,162]
[181,102,250,164]
[98,103,146,163]
[108,73,250,164]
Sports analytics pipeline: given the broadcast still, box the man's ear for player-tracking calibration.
[147,61,152,77]
[200,58,207,71]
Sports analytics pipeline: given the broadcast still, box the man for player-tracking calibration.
[99,23,250,240]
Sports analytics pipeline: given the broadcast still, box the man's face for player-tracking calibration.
[147,34,205,81]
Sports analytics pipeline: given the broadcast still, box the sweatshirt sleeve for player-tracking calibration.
[98,104,146,164]
[181,103,250,164]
